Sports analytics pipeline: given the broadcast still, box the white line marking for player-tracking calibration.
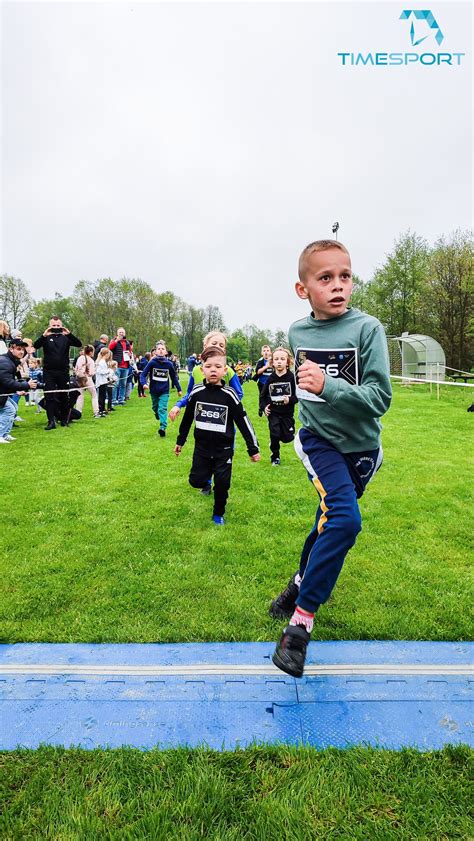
[0,664,472,677]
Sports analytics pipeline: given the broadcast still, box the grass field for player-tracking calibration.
[1,380,472,838]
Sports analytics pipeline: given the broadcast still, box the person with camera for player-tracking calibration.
[109,328,132,406]
[0,338,36,443]
[33,316,81,430]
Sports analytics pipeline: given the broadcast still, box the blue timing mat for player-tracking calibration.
[1,641,472,751]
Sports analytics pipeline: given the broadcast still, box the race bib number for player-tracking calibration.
[269,381,291,403]
[295,347,359,402]
[122,351,131,362]
[195,401,228,432]
[152,367,168,382]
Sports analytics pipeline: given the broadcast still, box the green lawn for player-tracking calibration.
[1,380,472,643]
[1,381,472,839]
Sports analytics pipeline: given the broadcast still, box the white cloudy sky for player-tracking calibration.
[1,0,472,332]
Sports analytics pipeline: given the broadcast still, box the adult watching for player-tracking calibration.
[93,334,109,360]
[0,338,36,443]
[109,328,132,406]
[33,316,81,430]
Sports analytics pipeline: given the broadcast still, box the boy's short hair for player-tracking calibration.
[298,239,350,281]
[201,347,226,363]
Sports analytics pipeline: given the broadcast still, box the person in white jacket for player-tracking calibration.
[95,347,113,416]
[74,345,99,417]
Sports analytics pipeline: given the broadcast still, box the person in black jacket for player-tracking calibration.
[261,347,298,466]
[175,347,261,525]
[33,316,81,430]
[0,339,36,443]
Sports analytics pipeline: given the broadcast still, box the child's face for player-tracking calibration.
[262,346,271,359]
[202,355,227,384]
[205,334,226,352]
[273,351,289,373]
[296,249,353,320]
[156,344,166,356]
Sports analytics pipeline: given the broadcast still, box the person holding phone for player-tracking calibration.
[109,327,132,406]
[33,316,82,430]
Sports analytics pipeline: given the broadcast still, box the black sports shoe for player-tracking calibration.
[158,428,166,437]
[45,421,56,431]
[272,624,310,677]
[269,573,300,619]
[200,481,212,496]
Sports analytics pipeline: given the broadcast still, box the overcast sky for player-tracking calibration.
[1,0,472,332]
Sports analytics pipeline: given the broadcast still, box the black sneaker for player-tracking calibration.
[269,573,300,619]
[272,624,310,677]
[271,457,281,466]
[200,481,212,496]
[45,421,56,431]
[158,428,166,437]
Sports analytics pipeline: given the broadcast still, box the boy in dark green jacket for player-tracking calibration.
[271,239,392,677]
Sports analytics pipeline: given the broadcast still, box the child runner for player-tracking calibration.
[95,347,113,416]
[140,340,182,437]
[255,345,273,415]
[175,347,261,524]
[271,239,392,677]
[261,347,297,466]
[169,331,244,495]
[169,331,243,423]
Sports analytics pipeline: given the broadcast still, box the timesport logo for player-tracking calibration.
[338,9,465,67]
[400,10,444,47]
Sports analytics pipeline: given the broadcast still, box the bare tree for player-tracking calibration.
[0,275,34,330]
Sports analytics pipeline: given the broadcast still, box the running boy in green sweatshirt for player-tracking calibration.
[271,239,392,677]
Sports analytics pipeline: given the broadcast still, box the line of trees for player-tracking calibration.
[1,227,472,368]
[351,229,473,371]
[0,276,284,363]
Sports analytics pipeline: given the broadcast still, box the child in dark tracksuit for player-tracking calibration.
[271,240,392,678]
[175,347,260,525]
[261,347,298,465]
[140,341,182,436]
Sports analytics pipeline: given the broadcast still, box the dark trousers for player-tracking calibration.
[137,379,145,397]
[44,369,69,424]
[107,386,113,410]
[268,412,295,460]
[189,445,233,517]
[257,381,268,414]
[294,428,382,613]
[98,383,107,414]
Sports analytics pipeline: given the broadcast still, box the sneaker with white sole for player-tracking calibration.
[0,436,11,443]
[272,624,310,677]
[4,434,16,441]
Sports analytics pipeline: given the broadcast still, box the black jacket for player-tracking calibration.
[177,382,259,456]
[34,332,81,371]
[261,371,298,415]
[0,351,31,407]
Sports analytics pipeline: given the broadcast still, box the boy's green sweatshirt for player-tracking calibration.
[289,307,392,453]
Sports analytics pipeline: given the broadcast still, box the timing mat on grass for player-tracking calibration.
[1,641,472,751]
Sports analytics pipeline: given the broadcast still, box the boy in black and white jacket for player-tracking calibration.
[175,347,260,525]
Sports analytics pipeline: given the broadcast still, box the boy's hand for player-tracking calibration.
[174,445,182,456]
[177,391,183,397]
[169,406,181,421]
[282,395,290,405]
[250,453,261,462]
[264,405,271,416]
[297,360,325,395]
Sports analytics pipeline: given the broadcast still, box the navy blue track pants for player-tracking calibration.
[294,428,383,613]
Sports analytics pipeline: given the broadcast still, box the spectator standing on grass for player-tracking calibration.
[28,357,44,412]
[93,334,109,360]
[0,338,36,443]
[270,239,392,678]
[0,321,10,355]
[107,361,118,412]
[109,328,132,406]
[136,353,150,398]
[95,347,113,416]
[75,345,100,418]
[33,316,82,430]
[186,353,198,374]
